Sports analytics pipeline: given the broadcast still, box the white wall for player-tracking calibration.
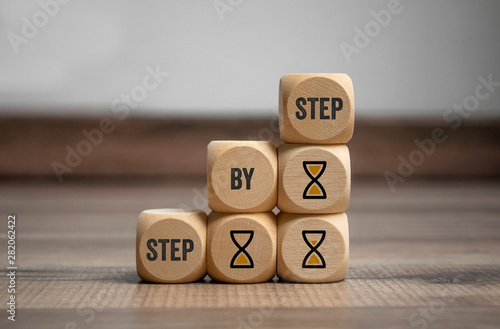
[1,0,500,118]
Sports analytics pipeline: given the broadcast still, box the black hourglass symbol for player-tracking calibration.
[303,161,327,199]
[302,230,326,268]
[230,230,254,268]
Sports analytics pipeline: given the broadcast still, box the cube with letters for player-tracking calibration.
[208,141,278,212]
[136,209,207,283]
[279,73,354,144]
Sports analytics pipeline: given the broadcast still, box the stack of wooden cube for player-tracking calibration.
[276,73,353,283]
[136,73,354,284]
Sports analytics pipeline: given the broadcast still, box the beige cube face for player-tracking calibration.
[208,141,278,212]
[278,144,351,213]
[136,209,207,283]
[207,212,276,283]
[279,73,354,144]
[277,212,349,283]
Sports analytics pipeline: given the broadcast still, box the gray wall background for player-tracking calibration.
[1,0,499,118]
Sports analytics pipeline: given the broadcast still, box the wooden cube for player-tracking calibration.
[208,141,278,212]
[278,144,350,213]
[277,212,349,283]
[136,209,207,283]
[207,212,276,283]
[279,73,354,144]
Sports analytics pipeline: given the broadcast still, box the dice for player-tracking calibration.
[208,141,278,212]
[279,73,354,144]
[136,73,354,284]
[136,209,207,283]
[207,212,276,283]
[277,212,349,283]
[278,144,351,213]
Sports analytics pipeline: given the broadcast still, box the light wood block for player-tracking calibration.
[279,73,355,144]
[207,211,276,283]
[136,209,207,283]
[277,212,349,283]
[278,144,350,213]
[208,141,278,212]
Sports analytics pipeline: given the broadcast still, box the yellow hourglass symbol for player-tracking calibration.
[303,161,327,199]
[302,230,326,268]
[230,230,254,268]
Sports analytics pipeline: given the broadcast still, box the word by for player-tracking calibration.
[231,168,255,190]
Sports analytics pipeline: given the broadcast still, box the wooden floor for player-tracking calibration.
[1,178,499,328]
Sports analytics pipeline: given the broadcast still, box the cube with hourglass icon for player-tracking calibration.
[277,144,351,214]
[135,73,353,284]
[277,212,349,283]
[206,212,277,283]
[276,73,353,283]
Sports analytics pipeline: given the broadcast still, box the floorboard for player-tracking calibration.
[0,178,499,328]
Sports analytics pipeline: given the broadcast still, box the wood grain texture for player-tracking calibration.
[208,141,278,212]
[0,117,499,178]
[136,209,207,283]
[0,178,499,328]
[279,73,354,144]
[207,212,276,283]
[277,212,349,283]
[278,144,351,213]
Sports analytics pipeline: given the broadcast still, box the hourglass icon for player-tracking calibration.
[302,161,327,199]
[302,230,326,268]
[230,230,254,268]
